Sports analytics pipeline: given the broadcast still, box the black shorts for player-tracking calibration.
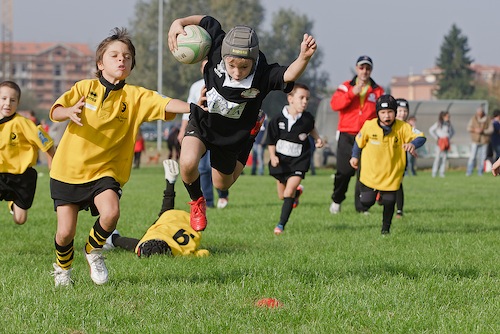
[185,121,254,175]
[0,167,37,210]
[50,177,122,216]
[272,171,305,184]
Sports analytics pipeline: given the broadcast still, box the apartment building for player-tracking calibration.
[0,42,94,111]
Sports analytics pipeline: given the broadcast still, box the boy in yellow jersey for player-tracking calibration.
[0,81,55,225]
[350,95,426,234]
[49,28,191,287]
[105,160,208,258]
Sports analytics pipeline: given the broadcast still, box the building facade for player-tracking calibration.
[0,42,94,112]
[390,64,500,101]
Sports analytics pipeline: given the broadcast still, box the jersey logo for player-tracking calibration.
[276,139,302,157]
[38,130,49,145]
[241,88,259,99]
[367,93,377,103]
[121,102,127,113]
[206,87,246,119]
[88,91,98,103]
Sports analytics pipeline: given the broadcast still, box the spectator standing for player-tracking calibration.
[429,111,455,178]
[465,106,493,176]
[489,109,500,161]
[329,55,384,214]
[251,112,267,176]
[133,130,145,169]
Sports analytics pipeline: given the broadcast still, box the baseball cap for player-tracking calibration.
[356,55,373,67]
[376,94,397,113]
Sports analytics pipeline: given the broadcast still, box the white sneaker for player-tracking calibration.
[163,159,179,183]
[84,248,108,285]
[51,263,73,287]
[329,202,340,214]
[102,229,120,251]
[217,198,228,209]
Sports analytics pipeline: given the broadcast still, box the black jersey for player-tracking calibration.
[267,108,316,175]
[191,16,293,150]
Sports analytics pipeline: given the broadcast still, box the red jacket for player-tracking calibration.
[330,76,384,135]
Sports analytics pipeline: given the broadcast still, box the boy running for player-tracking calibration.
[49,28,190,287]
[168,15,317,231]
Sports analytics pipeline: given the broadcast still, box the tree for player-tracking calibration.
[435,24,475,99]
[260,9,329,118]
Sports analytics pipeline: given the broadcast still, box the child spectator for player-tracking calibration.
[0,81,55,225]
[429,111,454,178]
[168,15,317,231]
[267,83,323,235]
[49,28,191,287]
[350,95,426,234]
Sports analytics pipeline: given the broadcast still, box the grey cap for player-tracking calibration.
[221,25,259,63]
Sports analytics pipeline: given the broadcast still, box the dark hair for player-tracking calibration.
[438,111,449,127]
[493,109,500,118]
[0,80,21,100]
[95,27,136,78]
[289,82,310,96]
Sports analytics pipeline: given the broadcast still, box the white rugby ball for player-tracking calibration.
[171,25,211,64]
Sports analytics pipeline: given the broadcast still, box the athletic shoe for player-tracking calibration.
[329,202,340,214]
[274,224,284,235]
[189,197,207,231]
[250,110,266,136]
[7,201,13,215]
[138,239,172,257]
[293,185,304,208]
[381,224,391,235]
[396,210,403,218]
[217,197,228,209]
[51,263,73,287]
[102,230,120,251]
[84,248,108,285]
[163,159,179,183]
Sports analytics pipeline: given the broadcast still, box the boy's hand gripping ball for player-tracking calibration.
[171,25,211,64]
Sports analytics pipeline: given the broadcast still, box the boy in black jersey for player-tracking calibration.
[267,83,323,235]
[168,15,317,232]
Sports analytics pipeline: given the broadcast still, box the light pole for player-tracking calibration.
[156,0,163,152]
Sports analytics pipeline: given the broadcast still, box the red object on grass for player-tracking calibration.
[255,298,283,308]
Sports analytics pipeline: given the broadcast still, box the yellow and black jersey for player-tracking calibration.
[49,78,175,186]
[356,119,425,191]
[0,114,53,174]
[136,209,209,257]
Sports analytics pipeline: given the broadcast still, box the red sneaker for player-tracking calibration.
[250,110,266,136]
[293,184,304,208]
[189,197,207,231]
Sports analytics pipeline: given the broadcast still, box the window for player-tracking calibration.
[54,64,61,76]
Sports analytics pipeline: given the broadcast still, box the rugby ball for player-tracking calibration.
[171,25,211,64]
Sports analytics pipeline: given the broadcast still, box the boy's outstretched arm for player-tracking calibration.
[168,15,206,52]
[283,34,317,83]
[164,99,191,114]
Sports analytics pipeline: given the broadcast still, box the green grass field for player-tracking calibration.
[1,165,500,333]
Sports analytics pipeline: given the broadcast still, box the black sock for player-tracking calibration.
[184,176,203,200]
[278,197,295,228]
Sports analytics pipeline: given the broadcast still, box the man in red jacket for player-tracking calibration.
[329,55,384,214]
